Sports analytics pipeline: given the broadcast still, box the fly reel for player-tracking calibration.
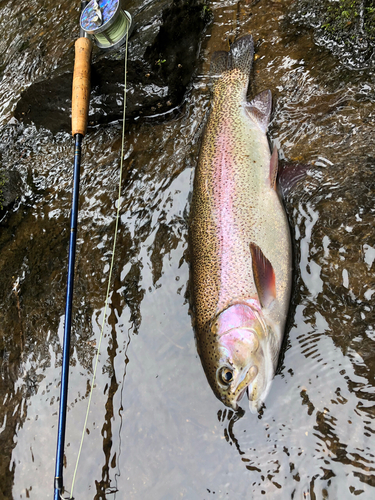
[80,0,132,51]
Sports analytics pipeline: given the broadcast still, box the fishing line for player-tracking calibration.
[69,27,129,499]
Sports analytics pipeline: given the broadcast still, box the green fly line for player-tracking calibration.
[69,27,129,499]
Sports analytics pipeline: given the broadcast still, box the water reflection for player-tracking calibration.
[91,285,131,499]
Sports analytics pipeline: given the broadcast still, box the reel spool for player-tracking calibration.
[80,0,132,51]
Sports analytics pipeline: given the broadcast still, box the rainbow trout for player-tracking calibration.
[189,35,292,413]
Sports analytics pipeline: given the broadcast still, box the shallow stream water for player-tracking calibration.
[1,0,375,499]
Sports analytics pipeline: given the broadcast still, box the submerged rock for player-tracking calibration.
[13,0,211,134]
[0,168,22,213]
[288,0,375,70]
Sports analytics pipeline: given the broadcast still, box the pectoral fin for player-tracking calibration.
[250,243,276,308]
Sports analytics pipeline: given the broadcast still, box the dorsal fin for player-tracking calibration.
[269,146,278,190]
[250,242,276,309]
[245,90,272,132]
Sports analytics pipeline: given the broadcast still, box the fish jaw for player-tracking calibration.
[211,302,273,411]
[247,365,274,414]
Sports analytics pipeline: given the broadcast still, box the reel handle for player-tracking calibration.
[72,37,92,136]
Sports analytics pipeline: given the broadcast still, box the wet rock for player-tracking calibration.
[287,0,375,70]
[13,73,72,135]
[0,169,22,210]
[13,0,211,134]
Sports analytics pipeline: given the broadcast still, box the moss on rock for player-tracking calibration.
[289,0,375,69]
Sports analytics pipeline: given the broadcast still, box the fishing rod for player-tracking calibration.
[54,1,131,499]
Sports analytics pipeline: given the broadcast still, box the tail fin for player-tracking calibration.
[210,35,254,78]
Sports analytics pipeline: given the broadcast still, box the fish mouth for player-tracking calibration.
[232,385,260,413]
[228,364,258,411]
[236,364,258,392]
[229,387,246,411]
[247,386,261,414]
[236,387,247,405]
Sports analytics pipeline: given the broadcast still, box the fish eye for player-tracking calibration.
[218,367,234,385]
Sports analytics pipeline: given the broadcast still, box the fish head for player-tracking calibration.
[210,302,274,413]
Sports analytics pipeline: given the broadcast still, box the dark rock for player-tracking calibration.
[143,0,211,116]
[13,0,211,134]
[287,0,375,70]
[0,169,22,209]
[13,73,72,135]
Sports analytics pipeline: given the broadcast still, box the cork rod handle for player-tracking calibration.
[72,37,92,137]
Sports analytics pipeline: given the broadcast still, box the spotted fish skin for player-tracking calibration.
[189,35,292,411]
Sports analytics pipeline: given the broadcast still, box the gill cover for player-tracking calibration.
[212,303,268,409]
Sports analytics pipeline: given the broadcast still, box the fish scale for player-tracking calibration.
[189,35,292,411]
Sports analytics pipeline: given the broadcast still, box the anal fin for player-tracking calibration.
[270,146,278,190]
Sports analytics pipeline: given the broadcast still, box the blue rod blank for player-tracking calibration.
[54,133,83,500]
